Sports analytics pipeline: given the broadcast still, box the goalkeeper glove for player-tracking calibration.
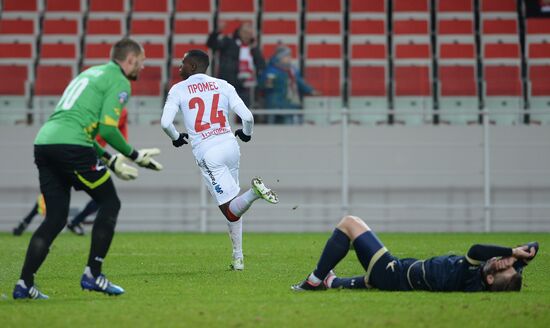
[235,129,251,142]
[103,154,138,181]
[172,133,189,147]
[129,148,163,170]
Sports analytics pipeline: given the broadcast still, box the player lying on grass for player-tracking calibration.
[161,50,278,271]
[292,215,538,292]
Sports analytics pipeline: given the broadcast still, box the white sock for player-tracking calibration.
[83,266,94,278]
[17,279,27,288]
[228,189,260,218]
[227,219,243,259]
[308,273,322,285]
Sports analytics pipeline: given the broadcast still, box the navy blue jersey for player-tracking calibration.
[422,255,485,291]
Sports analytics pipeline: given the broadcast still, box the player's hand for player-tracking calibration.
[495,256,516,270]
[512,246,535,260]
[235,129,251,142]
[107,154,138,181]
[133,148,163,171]
[172,133,189,147]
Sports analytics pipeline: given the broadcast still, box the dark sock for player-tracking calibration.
[312,229,350,281]
[71,200,99,225]
[22,203,39,225]
[86,184,120,277]
[331,276,368,289]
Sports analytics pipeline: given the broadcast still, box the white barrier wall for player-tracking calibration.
[1,125,549,232]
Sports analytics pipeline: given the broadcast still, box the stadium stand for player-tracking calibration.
[303,0,344,125]
[1,0,548,127]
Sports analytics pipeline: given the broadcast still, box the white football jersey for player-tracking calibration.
[161,73,254,159]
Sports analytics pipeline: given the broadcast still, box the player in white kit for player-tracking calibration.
[161,50,279,270]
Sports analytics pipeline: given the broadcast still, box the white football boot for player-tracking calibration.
[251,177,279,204]
[230,257,244,271]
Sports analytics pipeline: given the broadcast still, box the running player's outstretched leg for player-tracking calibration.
[80,178,124,296]
[219,177,278,270]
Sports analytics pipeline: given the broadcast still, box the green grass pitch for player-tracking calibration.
[1,232,549,327]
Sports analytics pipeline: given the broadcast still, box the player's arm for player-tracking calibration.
[228,84,254,142]
[161,87,188,147]
[100,80,163,171]
[465,244,513,265]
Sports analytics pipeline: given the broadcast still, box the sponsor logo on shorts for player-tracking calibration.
[200,159,224,194]
[91,159,106,171]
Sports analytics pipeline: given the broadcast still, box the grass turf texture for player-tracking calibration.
[1,232,549,327]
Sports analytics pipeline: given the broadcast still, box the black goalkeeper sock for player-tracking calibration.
[312,229,350,281]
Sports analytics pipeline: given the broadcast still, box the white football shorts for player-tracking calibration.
[196,138,241,205]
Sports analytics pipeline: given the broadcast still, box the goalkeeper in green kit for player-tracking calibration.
[13,38,163,300]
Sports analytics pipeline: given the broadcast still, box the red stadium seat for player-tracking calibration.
[131,65,164,96]
[527,18,550,34]
[0,18,36,37]
[42,18,80,37]
[0,41,34,62]
[437,0,473,14]
[84,42,112,61]
[304,66,341,96]
[0,65,29,95]
[174,18,211,36]
[349,0,385,15]
[34,65,74,96]
[2,0,40,13]
[40,41,78,61]
[263,0,298,14]
[483,42,520,61]
[480,0,516,14]
[394,19,429,36]
[350,65,386,96]
[395,43,431,60]
[484,65,521,96]
[350,43,386,60]
[133,0,170,14]
[45,0,84,13]
[528,42,550,60]
[86,18,125,37]
[439,66,476,96]
[350,19,385,38]
[175,0,212,13]
[393,0,429,15]
[482,18,518,37]
[306,43,342,60]
[305,19,342,35]
[130,18,168,36]
[306,0,342,13]
[219,0,255,13]
[439,43,475,60]
[529,65,550,96]
[395,66,431,96]
[141,42,166,61]
[438,19,474,37]
[170,66,182,86]
[89,0,128,16]
[263,19,298,35]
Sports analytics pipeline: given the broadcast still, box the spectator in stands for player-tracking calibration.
[260,46,319,125]
[207,21,265,107]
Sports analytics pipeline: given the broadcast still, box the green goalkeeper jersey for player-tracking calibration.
[35,61,133,155]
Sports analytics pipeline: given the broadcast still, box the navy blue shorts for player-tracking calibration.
[353,231,413,291]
